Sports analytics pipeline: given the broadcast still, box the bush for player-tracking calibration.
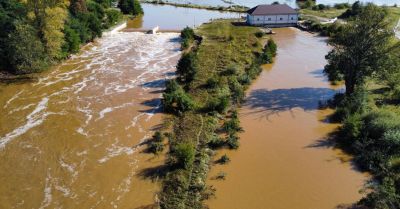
[255,31,264,38]
[8,22,48,74]
[229,78,244,103]
[206,95,229,113]
[331,90,369,122]
[226,133,239,149]
[118,0,143,15]
[222,110,242,134]
[104,8,122,28]
[217,154,230,164]
[266,39,277,56]
[62,26,81,55]
[223,64,240,76]
[181,26,194,40]
[205,77,218,89]
[172,143,195,169]
[208,134,225,149]
[176,52,196,83]
[163,80,195,113]
[148,131,165,154]
[334,3,350,9]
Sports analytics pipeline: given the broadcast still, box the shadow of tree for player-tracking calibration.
[140,98,162,114]
[244,87,337,118]
[138,164,169,182]
[140,78,169,89]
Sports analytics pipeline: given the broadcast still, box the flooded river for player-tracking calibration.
[127,4,239,30]
[207,28,368,209]
[0,31,181,208]
[0,4,248,208]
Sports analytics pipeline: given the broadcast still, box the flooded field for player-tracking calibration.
[163,0,399,8]
[127,4,240,30]
[207,28,368,209]
[0,31,180,208]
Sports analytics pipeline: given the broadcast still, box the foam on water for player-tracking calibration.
[0,31,181,208]
[0,97,50,148]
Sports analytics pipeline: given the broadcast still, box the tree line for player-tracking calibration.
[324,3,400,208]
[0,0,143,75]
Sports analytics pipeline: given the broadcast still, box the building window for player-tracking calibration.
[280,18,283,20]
[257,18,260,21]
[291,17,294,20]
[268,18,271,21]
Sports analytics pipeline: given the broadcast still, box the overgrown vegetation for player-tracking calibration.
[324,4,400,208]
[299,1,400,38]
[118,0,143,15]
[0,0,142,75]
[159,20,271,209]
[147,131,165,154]
[180,26,195,50]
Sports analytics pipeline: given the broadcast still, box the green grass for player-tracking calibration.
[159,20,265,209]
[300,8,347,19]
[191,21,262,105]
[387,7,400,29]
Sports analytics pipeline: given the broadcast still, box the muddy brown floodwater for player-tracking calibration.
[207,28,369,209]
[0,32,180,209]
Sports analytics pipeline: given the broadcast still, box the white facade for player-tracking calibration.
[247,14,298,26]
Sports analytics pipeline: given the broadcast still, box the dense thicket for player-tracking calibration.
[324,4,395,95]
[118,0,143,15]
[0,0,134,74]
[324,3,400,208]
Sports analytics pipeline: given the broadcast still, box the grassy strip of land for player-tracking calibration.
[155,20,275,209]
[300,8,347,19]
[141,0,248,12]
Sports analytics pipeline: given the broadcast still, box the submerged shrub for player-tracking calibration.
[226,133,239,149]
[217,154,230,164]
[222,110,242,134]
[148,131,165,154]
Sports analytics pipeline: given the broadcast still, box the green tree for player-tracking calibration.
[324,4,398,96]
[0,0,27,71]
[8,22,48,74]
[176,52,196,83]
[118,0,143,15]
[62,25,81,55]
[267,38,277,56]
[70,0,87,15]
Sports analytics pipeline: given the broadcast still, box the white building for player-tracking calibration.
[247,4,299,27]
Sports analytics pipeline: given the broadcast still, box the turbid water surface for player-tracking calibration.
[0,31,181,209]
[207,28,368,209]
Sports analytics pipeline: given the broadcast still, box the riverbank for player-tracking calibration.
[157,20,269,208]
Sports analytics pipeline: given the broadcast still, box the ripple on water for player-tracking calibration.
[0,31,181,208]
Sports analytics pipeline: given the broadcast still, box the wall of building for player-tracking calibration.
[247,14,298,26]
